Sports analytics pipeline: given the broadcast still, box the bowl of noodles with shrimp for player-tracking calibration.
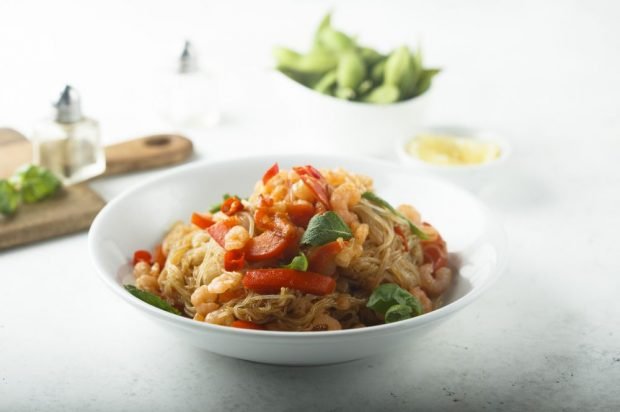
[89,154,506,365]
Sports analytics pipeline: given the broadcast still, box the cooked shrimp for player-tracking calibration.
[410,286,433,313]
[330,182,361,227]
[311,313,342,331]
[224,226,250,251]
[397,204,422,226]
[207,271,242,294]
[419,266,452,297]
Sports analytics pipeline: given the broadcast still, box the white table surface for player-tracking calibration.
[1,1,619,411]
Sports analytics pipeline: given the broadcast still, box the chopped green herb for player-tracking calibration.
[361,191,428,240]
[10,164,60,204]
[0,180,20,216]
[384,304,414,323]
[282,252,309,271]
[367,283,422,323]
[301,211,353,246]
[124,284,181,315]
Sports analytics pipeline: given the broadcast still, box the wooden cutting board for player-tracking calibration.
[0,128,193,250]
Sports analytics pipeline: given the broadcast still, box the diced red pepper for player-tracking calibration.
[206,218,239,248]
[224,249,245,271]
[243,268,336,296]
[221,196,244,216]
[307,240,344,275]
[422,242,447,270]
[394,226,409,252]
[191,212,215,229]
[262,163,279,185]
[133,250,152,265]
[245,218,296,262]
[231,320,267,330]
[153,244,167,268]
[293,165,331,208]
[286,202,315,228]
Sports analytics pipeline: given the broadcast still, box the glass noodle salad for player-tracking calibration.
[126,164,452,331]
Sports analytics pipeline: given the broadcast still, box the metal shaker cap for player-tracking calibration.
[54,85,83,123]
[179,40,198,73]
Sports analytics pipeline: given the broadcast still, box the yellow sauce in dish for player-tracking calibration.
[405,133,501,166]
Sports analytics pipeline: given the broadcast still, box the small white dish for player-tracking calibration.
[396,126,512,191]
[88,153,506,365]
[271,71,430,157]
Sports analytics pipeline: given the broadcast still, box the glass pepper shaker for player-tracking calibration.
[164,41,221,129]
[32,85,106,185]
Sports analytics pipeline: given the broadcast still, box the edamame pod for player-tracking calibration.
[371,59,387,84]
[384,46,411,87]
[337,51,366,89]
[359,47,383,65]
[313,70,338,94]
[335,86,356,100]
[400,54,421,99]
[413,68,440,97]
[273,47,302,69]
[318,27,355,52]
[363,84,400,104]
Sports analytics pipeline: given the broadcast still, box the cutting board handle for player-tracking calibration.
[103,134,193,176]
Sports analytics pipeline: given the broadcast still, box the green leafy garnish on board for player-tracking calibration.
[124,285,181,315]
[361,191,428,240]
[10,164,61,204]
[0,180,21,216]
[301,211,353,246]
[367,283,422,323]
[282,252,309,271]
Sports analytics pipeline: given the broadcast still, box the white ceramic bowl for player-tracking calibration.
[271,71,430,157]
[396,126,512,191]
[88,154,506,365]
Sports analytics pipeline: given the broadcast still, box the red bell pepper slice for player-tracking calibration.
[243,268,336,296]
[224,249,246,271]
[231,320,267,330]
[307,240,344,275]
[293,165,331,208]
[262,163,279,185]
[133,250,152,265]
[191,212,215,229]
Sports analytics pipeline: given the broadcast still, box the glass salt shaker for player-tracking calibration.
[32,85,106,185]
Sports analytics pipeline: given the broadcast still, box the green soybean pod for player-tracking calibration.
[313,12,333,47]
[273,47,303,70]
[400,53,422,100]
[313,70,338,94]
[335,86,356,100]
[363,84,400,104]
[359,47,383,65]
[384,46,411,87]
[371,58,387,84]
[298,50,338,73]
[318,26,355,52]
[413,68,440,97]
[337,51,366,90]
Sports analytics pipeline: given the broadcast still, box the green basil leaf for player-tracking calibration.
[0,180,21,216]
[124,285,181,315]
[10,164,60,204]
[367,283,422,317]
[282,252,309,271]
[361,191,428,240]
[385,304,413,323]
[301,211,353,246]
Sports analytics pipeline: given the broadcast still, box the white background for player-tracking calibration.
[1,0,619,411]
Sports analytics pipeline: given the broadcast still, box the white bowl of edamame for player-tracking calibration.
[270,13,439,157]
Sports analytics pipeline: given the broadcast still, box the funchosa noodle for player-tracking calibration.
[129,164,452,331]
